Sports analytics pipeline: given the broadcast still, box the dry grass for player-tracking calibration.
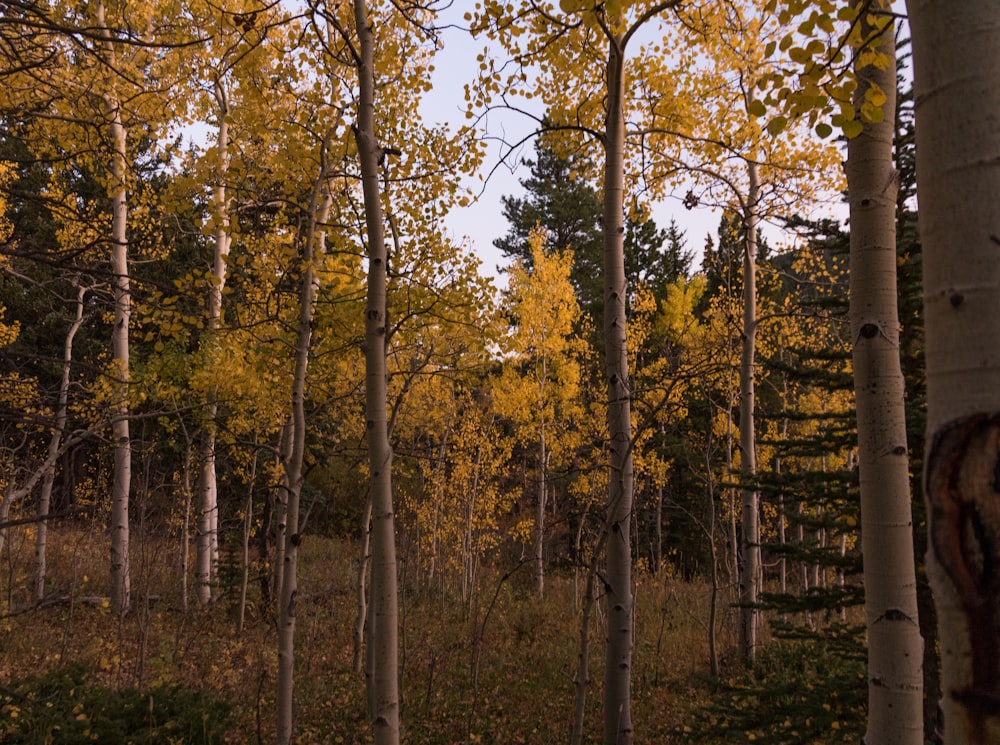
[0,525,754,744]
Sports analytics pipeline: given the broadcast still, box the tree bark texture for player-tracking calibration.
[195,83,232,605]
[275,168,332,745]
[35,284,85,602]
[847,6,924,743]
[602,37,634,745]
[908,2,1000,742]
[354,2,400,743]
[535,418,547,598]
[97,0,131,616]
[738,156,760,665]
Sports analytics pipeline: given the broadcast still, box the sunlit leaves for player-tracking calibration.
[757,0,895,139]
[492,231,584,467]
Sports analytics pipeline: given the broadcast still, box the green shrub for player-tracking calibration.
[0,664,233,744]
[690,638,866,744]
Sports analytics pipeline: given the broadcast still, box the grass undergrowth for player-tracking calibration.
[0,526,858,743]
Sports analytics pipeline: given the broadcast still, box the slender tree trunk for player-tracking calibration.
[0,485,15,569]
[34,284,85,602]
[738,157,761,665]
[725,391,738,590]
[181,441,192,611]
[535,418,547,598]
[908,2,1000,741]
[273,418,293,609]
[654,482,663,576]
[571,541,603,745]
[354,495,373,675]
[602,35,635,745]
[777,371,789,599]
[464,425,487,607]
[354,3,400,742]
[238,445,257,633]
[275,161,333,745]
[196,82,232,604]
[704,400,720,678]
[97,0,131,616]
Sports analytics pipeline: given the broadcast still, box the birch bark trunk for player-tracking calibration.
[97,0,131,616]
[34,284,85,602]
[908,2,1000,741]
[738,157,761,665]
[535,417,547,598]
[275,160,333,745]
[353,2,400,742]
[195,81,231,605]
[847,7,924,743]
[602,36,635,745]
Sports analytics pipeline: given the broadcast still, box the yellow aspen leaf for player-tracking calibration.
[861,102,884,123]
[766,115,788,136]
[865,82,887,107]
[841,119,864,139]
[748,99,767,118]
[838,5,858,21]
[788,46,810,64]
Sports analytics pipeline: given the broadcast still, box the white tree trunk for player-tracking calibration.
[34,284,85,602]
[535,418,547,598]
[275,167,333,745]
[354,495,373,675]
[97,0,131,616]
[602,36,635,745]
[354,2,400,742]
[195,82,232,604]
[847,8,924,742]
[908,2,1000,742]
[273,418,293,609]
[738,157,761,665]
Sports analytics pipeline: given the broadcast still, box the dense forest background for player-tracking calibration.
[0,1,958,743]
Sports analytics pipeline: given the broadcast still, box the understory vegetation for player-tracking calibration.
[0,528,862,744]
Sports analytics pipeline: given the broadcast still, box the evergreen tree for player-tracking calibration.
[495,138,691,328]
[494,139,603,323]
[696,211,771,318]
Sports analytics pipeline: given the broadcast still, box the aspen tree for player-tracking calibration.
[34,282,87,602]
[94,0,132,615]
[846,4,923,743]
[661,0,842,662]
[352,1,399,740]
[275,141,336,745]
[185,0,276,606]
[492,231,582,598]
[468,3,684,740]
[194,54,232,609]
[908,2,1000,742]
[738,158,762,663]
[192,69,231,604]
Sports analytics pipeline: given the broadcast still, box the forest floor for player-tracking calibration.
[0,527,862,744]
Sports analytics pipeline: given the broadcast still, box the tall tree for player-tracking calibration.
[493,230,582,597]
[846,4,923,742]
[470,3,686,740]
[275,135,337,745]
[908,2,1000,742]
[352,0,400,740]
[95,0,133,615]
[495,138,687,328]
[665,0,842,661]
